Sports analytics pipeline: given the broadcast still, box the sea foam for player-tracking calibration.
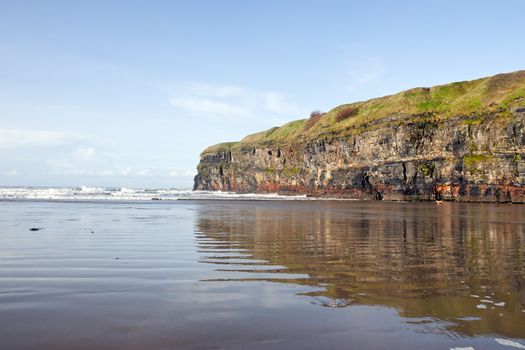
[0,187,311,201]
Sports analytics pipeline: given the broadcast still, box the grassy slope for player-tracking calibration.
[203,71,525,154]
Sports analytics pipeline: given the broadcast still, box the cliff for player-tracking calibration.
[194,71,525,202]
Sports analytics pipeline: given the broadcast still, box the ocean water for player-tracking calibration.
[0,186,309,201]
[1,198,524,350]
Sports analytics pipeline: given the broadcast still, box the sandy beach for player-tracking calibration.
[1,199,524,349]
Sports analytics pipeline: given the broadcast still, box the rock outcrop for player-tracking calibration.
[194,71,525,202]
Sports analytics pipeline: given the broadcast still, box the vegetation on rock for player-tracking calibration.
[202,70,525,155]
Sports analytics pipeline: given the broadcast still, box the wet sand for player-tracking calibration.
[1,200,524,349]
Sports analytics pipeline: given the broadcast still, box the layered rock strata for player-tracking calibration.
[194,72,525,202]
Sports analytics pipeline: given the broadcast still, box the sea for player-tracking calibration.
[0,186,310,201]
[1,187,524,349]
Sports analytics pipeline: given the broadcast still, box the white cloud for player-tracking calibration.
[345,58,387,92]
[170,96,247,119]
[47,163,158,178]
[52,166,192,178]
[74,146,96,160]
[46,146,113,177]
[261,91,298,115]
[169,169,195,177]
[136,169,151,176]
[97,170,115,176]
[188,83,246,98]
[59,169,92,176]
[119,167,132,176]
[5,169,18,176]
[56,169,114,176]
[170,83,302,121]
[0,129,71,149]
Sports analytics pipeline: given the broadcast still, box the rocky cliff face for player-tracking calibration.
[194,71,525,202]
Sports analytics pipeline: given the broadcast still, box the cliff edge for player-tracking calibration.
[194,71,525,202]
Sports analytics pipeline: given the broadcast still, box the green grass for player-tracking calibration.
[283,166,301,177]
[462,116,483,125]
[265,167,275,175]
[417,163,435,177]
[463,154,495,168]
[499,87,525,109]
[202,70,525,154]
[202,141,238,154]
[242,120,306,145]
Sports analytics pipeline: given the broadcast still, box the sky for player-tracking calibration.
[1,0,524,189]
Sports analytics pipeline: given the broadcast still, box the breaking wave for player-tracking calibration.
[0,186,309,201]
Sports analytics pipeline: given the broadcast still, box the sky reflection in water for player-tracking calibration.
[0,200,524,350]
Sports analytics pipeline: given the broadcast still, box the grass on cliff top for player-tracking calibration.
[202,70,525,154]
[202,120,306,154]
[241,120,305,144]
[202,141,238,154]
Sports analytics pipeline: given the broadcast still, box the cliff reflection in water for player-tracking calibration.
[195,201,525,339]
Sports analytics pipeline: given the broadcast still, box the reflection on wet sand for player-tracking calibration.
[196,201,525,339]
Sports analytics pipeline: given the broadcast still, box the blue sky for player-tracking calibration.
[1,0,524,188]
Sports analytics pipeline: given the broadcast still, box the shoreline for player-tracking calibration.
[0,196,519,205]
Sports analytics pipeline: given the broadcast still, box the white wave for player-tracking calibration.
[495,338,525,349]
[0,187,313,201]
[79,186,106,193]
[117,187,137,194]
